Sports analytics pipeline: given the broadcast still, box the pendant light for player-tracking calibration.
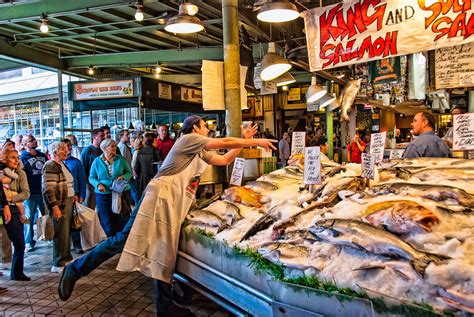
[306,76,327,103]
[275,72,295,86]
[260,42,292,81]
[165,2,204,34]
[134,1,144,21]
[40,14,49,33]
[318,93,336,109]
[257,1,300,23]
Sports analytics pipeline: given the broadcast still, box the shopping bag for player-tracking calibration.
[111,192,122,214]
[76,204,107,250]
[36,215,54,241]
[71,203,81,230]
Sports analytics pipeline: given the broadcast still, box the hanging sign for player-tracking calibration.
[202,60,224,110]
[73,80,134,100]
[291,132,306,155]
[229,157,246,186]
[181,87,202,103]
[435,43,474,89]
[302,0,474,71]
[453,113,474,151]
[158,83,172,100]
[304,147,322,185]
[361,153,376,180]
[370,132,387,163]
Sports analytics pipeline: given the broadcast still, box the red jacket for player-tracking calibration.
[153,137,175,159]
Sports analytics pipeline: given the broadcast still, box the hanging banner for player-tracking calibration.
[453,113,474,151]
[229,157,246,186]
[291,132,306,155]
[73,80,134,100]
[302,0,474,71]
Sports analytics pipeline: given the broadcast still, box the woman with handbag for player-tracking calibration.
[42,141,75,274]
[89,139,132,237]
[1,147,30,280]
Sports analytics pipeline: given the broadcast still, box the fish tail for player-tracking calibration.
[413,253,450,276]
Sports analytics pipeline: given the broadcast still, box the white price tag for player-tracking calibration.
[229,157,246,186]
[389,149,405,159]
[291,132,306,155]
[361,153,375,180]
[304,147,321,185]
[370,132,386,163]
[453,113,474,151]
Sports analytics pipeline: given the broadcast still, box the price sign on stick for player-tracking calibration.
[389,149,405,159]
[229,157,246,186]
[370,132,386,163]
[291,132,306,155]
[361,153,375,180]
[304,147,321,185]
[453,113,474,151]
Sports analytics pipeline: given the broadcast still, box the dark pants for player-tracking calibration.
[52,197,74,267]
[66,196,171,312]
[96,193,127,237]
[3,205,26,279]
[24,194,45,246]
[71,230,82,250]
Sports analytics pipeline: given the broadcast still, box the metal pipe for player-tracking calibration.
[58,70,65,137]
[177,251,273,303]
[173,273,248,317]
[222,0,241,137]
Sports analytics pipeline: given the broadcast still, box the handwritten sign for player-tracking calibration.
[291,132,306,155]
[370,132,386,163]
[436,43,474,89]
[389,149,405,159]
[304,147,321,185]
[202,60,224,110]
[453,113,474,151]
[302,0,474,71]
[361,153,375,180]
[229,157,246,186]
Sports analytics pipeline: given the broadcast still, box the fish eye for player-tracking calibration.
[329,229,340,237]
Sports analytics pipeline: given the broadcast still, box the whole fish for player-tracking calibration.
[363,200,439,234]
[246,180,278,192]
[258,242,312,270]
[309,218,448,275]
[371,182,474,209]
[222,186,262,207]
[437,288,474,314]
[204,200,242,226]
[273,229,317,244]
[186,209,228,233]
[338,78,362,121]
[240,205,280,242]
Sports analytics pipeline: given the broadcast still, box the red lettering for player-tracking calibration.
[345,3,368,39]
[335,8,350,41]
[320,44,336,68]
[362,0,387,31]
[319,4,343,47]
[466,13,474,38]
[358,36,375,60]
[418,0,442,27]
[448,12,466,38]
[384,31,398,56]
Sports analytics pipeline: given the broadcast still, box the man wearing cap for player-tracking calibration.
[403,112,451,158]
[20,135,48,252]
[59,115,277,316]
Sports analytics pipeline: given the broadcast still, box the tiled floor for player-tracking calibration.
[0,241,232,316]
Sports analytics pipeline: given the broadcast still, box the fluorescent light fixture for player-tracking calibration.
[306,76,327,103]
[165,2,204,34]
[260,42,292,81]
[275,72,295,86]
[257,1,299,23]
[319,93,336,108]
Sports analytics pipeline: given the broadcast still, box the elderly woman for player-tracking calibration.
[89,139,132,237]
[2,148,30,280]
[42,141,75,273]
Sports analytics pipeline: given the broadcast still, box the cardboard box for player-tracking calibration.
[239,148,262,159]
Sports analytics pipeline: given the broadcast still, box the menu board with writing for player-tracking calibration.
[453,113,474,151]
[202,60,225,110]
[304,147,321,185]
[291,132,306,155]
[370,132,386,163]
[436,43,474,89]
[229,157,246,186]
[361,153,375,180]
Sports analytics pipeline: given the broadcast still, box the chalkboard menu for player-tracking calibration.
[435,43,474,89]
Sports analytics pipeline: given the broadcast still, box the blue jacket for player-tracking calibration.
[20,150,48,195]
[64,155,87,200]
[89,155,132,194]
[80,145,102,183]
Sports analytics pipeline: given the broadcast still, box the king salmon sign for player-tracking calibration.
[302,0,474,71]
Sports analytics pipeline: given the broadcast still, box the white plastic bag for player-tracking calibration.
[76,204,107,250]
[111,192,121,214]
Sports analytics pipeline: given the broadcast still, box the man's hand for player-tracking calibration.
[3,205,11,224]
[53,206,62,221]
[256,139,278,151]
[241,123,258,139]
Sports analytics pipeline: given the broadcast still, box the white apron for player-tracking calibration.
[116,154,208,282]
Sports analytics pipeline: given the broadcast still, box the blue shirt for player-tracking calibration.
[403,131,451,158]
[89,155,132,194]
[64,155,87,200]
[20,150,48,195]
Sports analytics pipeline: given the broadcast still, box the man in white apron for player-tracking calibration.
[59,115,276,315]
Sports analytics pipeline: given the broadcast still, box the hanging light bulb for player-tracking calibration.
[282,85,289,91]
[165,2,204,34]
[306,76,327,103]
[155,64,162,74]
[260,42,292,81]
[275,72,296,86]
[87,66,95,75]
[40,14,49,33]
[257,1,299,23]
[134,1,144,21]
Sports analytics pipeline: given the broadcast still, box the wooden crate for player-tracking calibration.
[239,148,262,159]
